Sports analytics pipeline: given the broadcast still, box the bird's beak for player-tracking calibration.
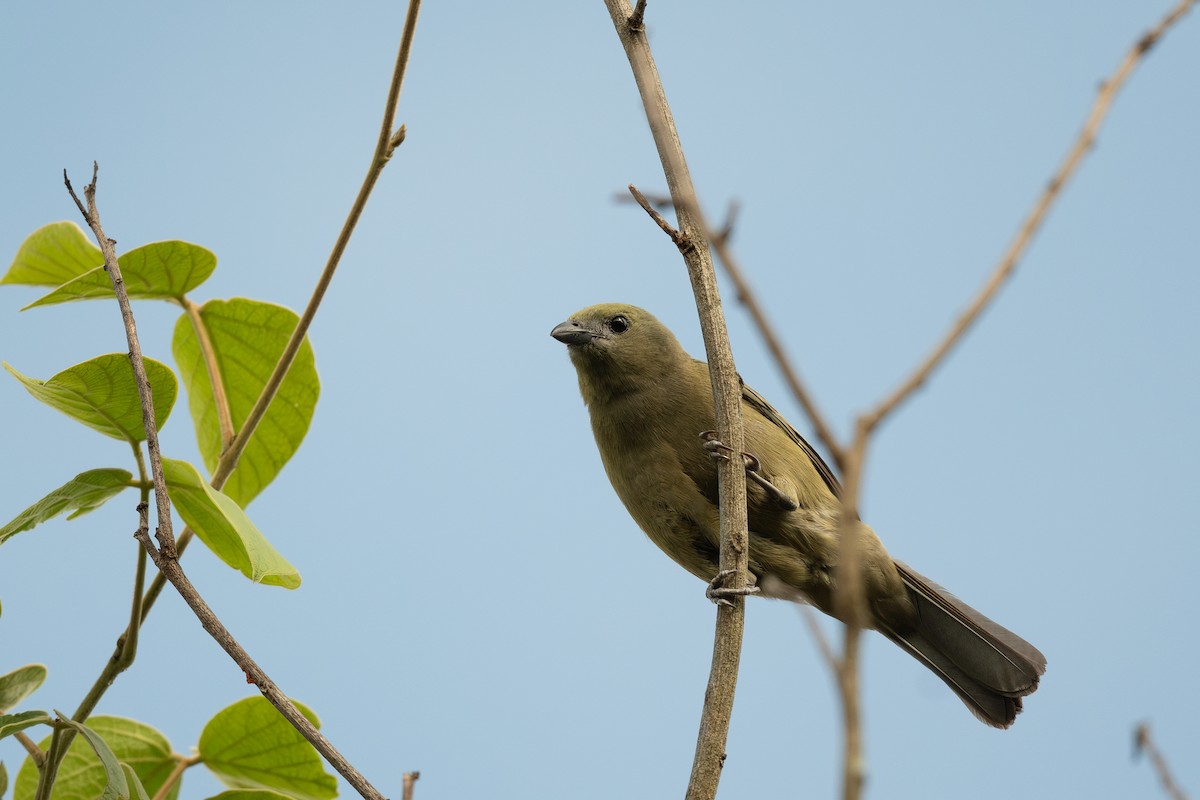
[551,319,601,346]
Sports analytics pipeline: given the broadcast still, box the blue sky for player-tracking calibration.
[1,2,1197,798]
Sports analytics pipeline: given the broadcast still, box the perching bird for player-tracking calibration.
[551,303,1045,728]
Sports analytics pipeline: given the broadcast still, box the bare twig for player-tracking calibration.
[861,0,1197,435]
[211,0,422,489]
[132,519,386,800]
[628,184,687,248]
[832,424,871,800]
[150,754,201,800]
[402,771,421,800]
[605,3,751,799]
[1135,723,1189,800]
[697,201,846,471]
[794,611,835,680]
[64,164,177,559]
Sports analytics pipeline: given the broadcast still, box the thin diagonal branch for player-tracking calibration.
[1135,723,1189,800]
[132,517,386,800]
[697,201,846,471]
[862,0,1197,435]
[605,3,751,799]
[211,0,422,491]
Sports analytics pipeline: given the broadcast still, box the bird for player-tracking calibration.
[551,302,1045,728]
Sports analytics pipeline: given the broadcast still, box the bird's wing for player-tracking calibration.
[740,380,843,499]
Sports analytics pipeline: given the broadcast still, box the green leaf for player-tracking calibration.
[0,712,51,740]
[163,459,300,589]
[206,791,295,800]
[121,764,152,800]
[59,717,130,800]
[24,241,217,309]
[2,222,102,287]
[4,355,177,443]
[0,469,132,544]
[0,666,47,712]
[14,717,179,800]
[198,697,336,800]
[172,298,319,507]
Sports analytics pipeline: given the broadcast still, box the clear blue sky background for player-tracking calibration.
[1,2,1197,798]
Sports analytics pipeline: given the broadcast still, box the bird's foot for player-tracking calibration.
[705,569,761,607]
[699,431,800,511]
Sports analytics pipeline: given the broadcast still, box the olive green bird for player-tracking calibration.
[551,303,1045,728]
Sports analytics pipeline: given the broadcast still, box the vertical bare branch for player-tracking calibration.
[402,771,421,800]
[604,2,751,797]
[64,164,178,559]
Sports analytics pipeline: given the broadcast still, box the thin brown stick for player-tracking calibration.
[861,0,1197,435]
[401,771,421,800]
[131,513,385,800]
[797,606,839,675]
[833,424,871,800]
[64,164,177,559]
[150,755,200,800]
[181,296,235,450]
[1135,723,1189,800]
[605,3,751,798]
[211,0,421,489]
[698,202,846,471]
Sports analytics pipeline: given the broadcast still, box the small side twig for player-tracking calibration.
[605,2,751,799]
[402,771,421,800]
[150,754,201,800]
[1135,723,1189,800]
[696,199,845,471]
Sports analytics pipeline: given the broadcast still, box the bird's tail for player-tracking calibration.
[879,561,1046,728]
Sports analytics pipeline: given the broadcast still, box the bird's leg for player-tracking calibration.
[705,569,761,607]
[700,431,800,511]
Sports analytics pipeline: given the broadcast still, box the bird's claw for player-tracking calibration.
[699,431,799,511]
[700,431,760,470]
[706,569,761,607]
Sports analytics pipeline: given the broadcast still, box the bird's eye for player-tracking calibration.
[609,315,630,334]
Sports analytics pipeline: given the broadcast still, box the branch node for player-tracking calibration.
[628,0,647,31]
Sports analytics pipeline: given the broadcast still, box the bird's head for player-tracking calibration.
[551,304,688,403]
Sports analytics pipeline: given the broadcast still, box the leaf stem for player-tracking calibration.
[181,296,235,451]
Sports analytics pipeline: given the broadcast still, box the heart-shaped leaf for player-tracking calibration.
[24,240,217,309]
[14,716,179,800]
[2,222,102,287]
[162,458,300,589]
[173,298,319,507]
[0,469,133,545]
[0,666,48,712]
[198,697,335,800]
[4,356,176,443]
